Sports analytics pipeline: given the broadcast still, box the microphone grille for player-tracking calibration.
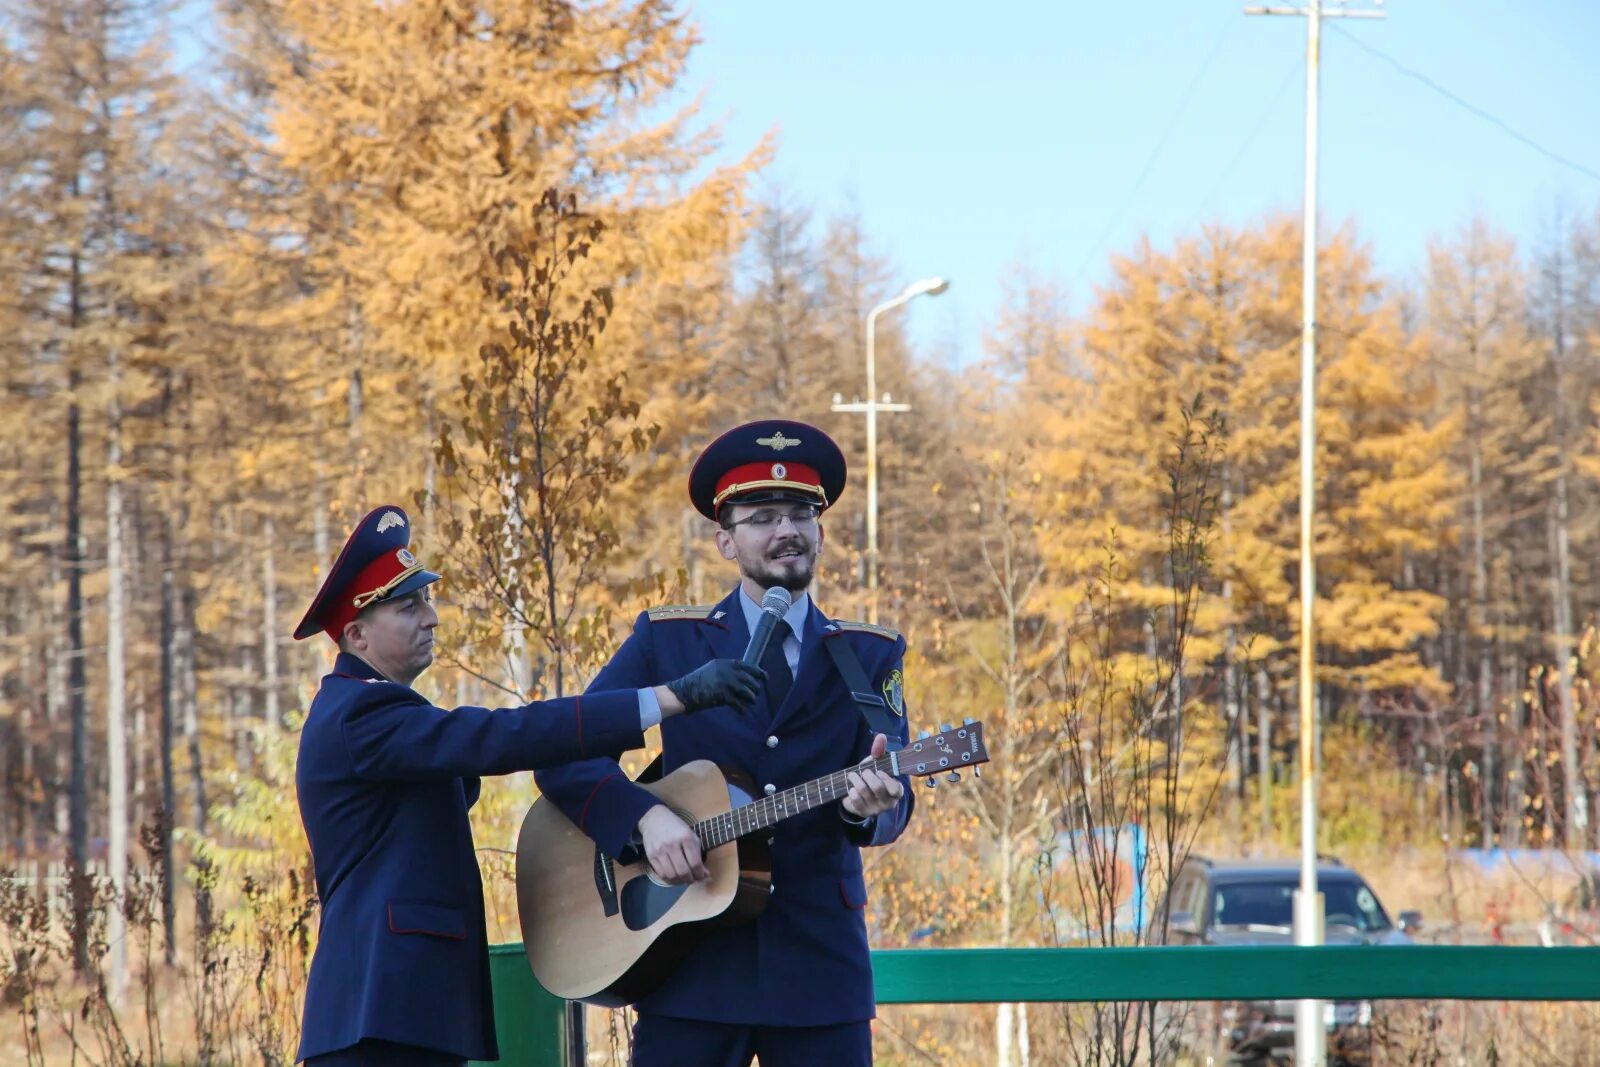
[760,587,793,614]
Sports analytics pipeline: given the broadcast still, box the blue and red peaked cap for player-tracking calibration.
[688,420,848,522]
[292,505,441,643]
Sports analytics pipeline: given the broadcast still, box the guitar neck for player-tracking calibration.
[697,752,898,850]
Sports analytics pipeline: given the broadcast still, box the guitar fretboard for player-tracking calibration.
[696,753,897,850]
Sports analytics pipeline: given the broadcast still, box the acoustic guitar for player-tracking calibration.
[515,720,989,1005]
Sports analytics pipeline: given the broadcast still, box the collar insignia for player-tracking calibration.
[757,431,800,451]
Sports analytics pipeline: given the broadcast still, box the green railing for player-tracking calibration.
[480,944,1600,1066]
[478,943,568,1067]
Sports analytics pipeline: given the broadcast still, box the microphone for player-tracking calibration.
[742,587,793,667]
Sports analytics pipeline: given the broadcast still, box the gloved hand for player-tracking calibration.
[666,659,766,713]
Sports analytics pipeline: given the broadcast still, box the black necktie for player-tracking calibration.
[760,618,794,712]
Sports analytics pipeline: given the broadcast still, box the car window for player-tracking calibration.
[1211,878,1392,932]
[1325,880,1392,931]
[1214,882,1294,928]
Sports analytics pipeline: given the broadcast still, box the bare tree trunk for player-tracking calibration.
[66,251,90,974]
[504,474,530,698]
[47,509,68,844]
[160,513,177,966]
[105,348,128,1001]
[311,465,331,683]
[996,829,1016,1067]
[347,365,366,498]
[1548,266,1583,847]
[181,582,205,835]
[16,692,31,850]
[1257,667,1273,844]
[1503,657,1524,849]
[1467,395,1495,843]
[263,516,280,729]
[682,508,702,604]
[1549,490,1582,843]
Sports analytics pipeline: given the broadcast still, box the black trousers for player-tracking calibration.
[303,1038,466,1067]
[630,1015,873,1067]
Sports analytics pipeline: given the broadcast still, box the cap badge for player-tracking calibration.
[397,548,417,567]
[377,511,407,533]
[757,431,800,451]
[771,463,787,479]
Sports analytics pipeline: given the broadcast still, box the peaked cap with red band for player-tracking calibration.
[292,505,441,642]
[688,419,848,521]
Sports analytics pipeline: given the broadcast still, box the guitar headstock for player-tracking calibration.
[899,719,989,787]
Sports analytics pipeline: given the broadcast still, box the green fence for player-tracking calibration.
[480,943,1600,1065]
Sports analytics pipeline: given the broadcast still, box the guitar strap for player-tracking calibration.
[823,636,904,752]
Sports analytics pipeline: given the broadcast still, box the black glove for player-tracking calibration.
[666,659,766,713]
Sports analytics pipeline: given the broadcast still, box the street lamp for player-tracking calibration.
[832,277,949,623]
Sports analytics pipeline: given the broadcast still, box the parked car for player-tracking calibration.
[1156,856,1422,1065]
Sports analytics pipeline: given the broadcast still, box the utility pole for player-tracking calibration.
[1243,2,1383,1065]
[832,277,948,623]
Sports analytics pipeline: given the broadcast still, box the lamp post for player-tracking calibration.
[832,276,949,623]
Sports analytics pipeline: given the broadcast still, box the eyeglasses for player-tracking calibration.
[725,506,821,532]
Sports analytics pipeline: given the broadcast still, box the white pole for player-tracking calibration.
[836,279,945,624]
[865,305,881,624]
[1293,2,1325,1064]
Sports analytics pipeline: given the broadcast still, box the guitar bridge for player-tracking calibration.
[593,848,620,917]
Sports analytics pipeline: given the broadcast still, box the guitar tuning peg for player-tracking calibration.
[925,775,939,788]
[973,766,983,779]
[917,730,931,740]
[946,771,961,783]
[939,723,952,734]
[963,717,975,726]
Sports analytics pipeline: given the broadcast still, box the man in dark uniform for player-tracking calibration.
[534,421,914,1067]
[291,504,765,1066]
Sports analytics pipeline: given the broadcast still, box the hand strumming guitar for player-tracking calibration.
[637,806,708,885]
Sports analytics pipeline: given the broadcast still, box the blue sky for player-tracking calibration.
[679,0,1600,365]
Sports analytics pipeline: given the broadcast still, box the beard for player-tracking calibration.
[739,536,817,593]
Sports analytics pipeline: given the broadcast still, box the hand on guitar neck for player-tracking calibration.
[841,734,905,820]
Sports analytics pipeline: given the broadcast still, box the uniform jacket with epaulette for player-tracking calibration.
[294,652,647,1063]
[533,586,914,1028]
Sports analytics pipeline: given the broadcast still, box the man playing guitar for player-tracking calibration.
[534,419,914,1067]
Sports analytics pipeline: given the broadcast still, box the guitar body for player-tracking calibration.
[517,722,989,1007]
[516,759,771,1006]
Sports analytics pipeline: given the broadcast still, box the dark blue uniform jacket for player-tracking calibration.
[533,588,914,1028]
[294,652,646,1062]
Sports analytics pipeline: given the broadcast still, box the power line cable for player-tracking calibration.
[1329,21,1600,184]
[1074,16,1238,287]
[1186,56,1302,228]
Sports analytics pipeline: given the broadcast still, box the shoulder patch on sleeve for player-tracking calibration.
[646,604,717,623]
[833,619,902,642]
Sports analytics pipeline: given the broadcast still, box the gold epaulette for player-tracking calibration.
[833,619,902,642]
[646,604,717,623]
